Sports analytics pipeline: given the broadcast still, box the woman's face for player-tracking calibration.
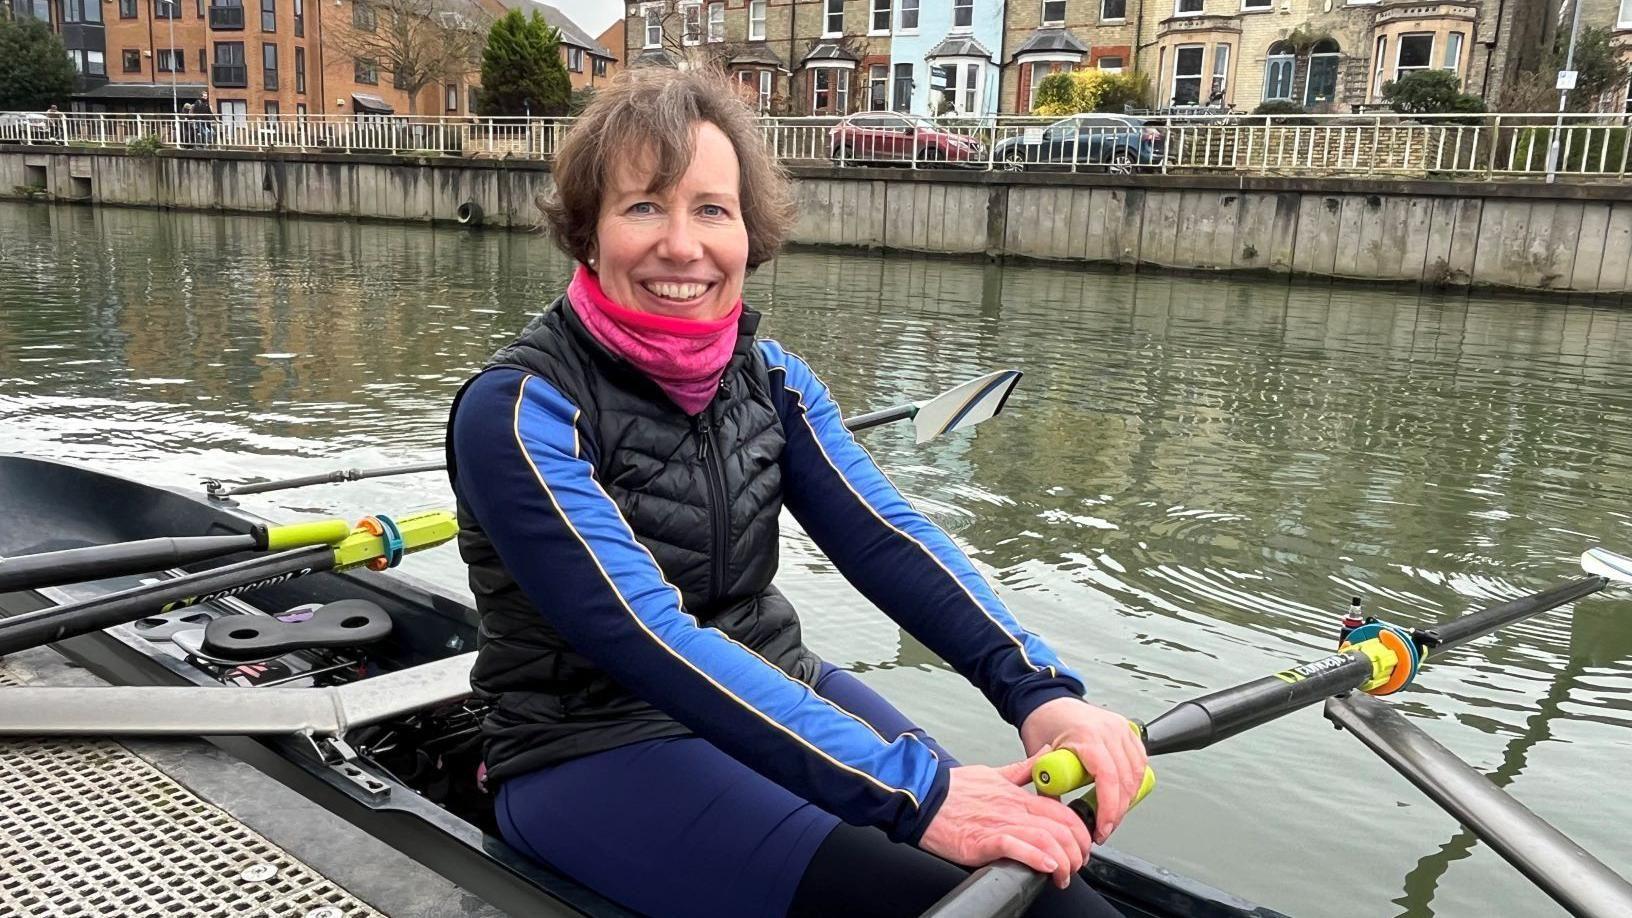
[593,121,749,321]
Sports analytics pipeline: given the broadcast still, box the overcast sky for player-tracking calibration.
[546,0,623,36]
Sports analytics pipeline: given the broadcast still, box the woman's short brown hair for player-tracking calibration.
[541,67,796,270]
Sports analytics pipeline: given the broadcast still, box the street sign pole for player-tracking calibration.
[1545,0,1586,184]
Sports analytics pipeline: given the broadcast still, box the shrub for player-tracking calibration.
[1382,70,1486,117]
[126,134,164,158]
[1033,70,1148,115]
[1253,100,1306,121]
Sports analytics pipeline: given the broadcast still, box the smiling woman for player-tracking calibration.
[447,67,1143,918]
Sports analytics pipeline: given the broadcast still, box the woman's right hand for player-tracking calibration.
[917,750,1095,889]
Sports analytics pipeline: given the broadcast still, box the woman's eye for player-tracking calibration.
[629,202,656,215]
[700,204,728,218]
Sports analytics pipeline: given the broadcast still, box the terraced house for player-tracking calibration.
[623,0,1008,116]
[997,0,1562,113]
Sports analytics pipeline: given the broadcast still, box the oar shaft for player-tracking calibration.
[219,460,447,497]
[0,546,333,656]
[843,404,914,433]
[0,533,256,594]
[1420,577,1605,653]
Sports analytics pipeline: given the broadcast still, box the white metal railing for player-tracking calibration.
[2,111,1629,181]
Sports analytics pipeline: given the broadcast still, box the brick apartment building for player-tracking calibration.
[625,0,1631,117]
[7,0,617,117]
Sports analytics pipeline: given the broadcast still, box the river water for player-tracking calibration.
[2,202,1630,918]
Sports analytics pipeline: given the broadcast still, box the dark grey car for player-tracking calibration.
[993,114,1165,172]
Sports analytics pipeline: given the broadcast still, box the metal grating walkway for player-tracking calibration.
[0,669,381,918]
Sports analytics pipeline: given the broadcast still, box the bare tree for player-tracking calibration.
[330,0,491,114]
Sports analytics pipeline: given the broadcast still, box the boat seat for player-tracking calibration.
[200,599,392,662]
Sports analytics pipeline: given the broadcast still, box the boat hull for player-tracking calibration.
[0,454,1286,918]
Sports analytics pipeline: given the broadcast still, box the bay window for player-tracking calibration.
[1442,32,1463,73]
[1395,33,1433,81]
[1172,44,1204,105]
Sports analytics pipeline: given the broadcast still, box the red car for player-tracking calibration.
[829,112,985,166]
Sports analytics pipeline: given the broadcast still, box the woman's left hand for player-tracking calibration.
[1019,697,1148,844]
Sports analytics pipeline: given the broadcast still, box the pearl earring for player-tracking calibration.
[587,256,597,267]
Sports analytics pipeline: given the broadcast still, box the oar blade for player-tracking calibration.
[910,369,1023,445]
[1582,548,1632,585]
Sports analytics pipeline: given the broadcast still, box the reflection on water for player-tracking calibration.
[4,203,1631,917]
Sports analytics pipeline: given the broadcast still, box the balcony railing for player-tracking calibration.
[211,64,247,87]
[207,4,243,28]
[1,111,1627,182]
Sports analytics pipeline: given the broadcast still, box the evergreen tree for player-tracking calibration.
[0,18,76,111]
[479,10,571,117]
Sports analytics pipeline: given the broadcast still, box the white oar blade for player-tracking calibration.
[1582,548,1632,584]
[910,370,1023,445]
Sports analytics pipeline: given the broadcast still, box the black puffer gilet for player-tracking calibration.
[446,297,820,783]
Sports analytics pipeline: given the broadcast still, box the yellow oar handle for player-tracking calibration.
[263,518,353,552]
[332,509,460,571]
[1033,748,1158,810]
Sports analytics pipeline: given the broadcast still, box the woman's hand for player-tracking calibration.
[1019,697,1148,844]
[917,752,1095,889]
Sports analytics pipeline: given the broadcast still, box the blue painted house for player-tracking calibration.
[884,0,1004,117]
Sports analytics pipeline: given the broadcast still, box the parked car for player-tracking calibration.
[830,112,985,166]
[0,113,52,145]
[993,114,1164,172]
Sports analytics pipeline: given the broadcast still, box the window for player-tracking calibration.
[262,42,277,89]
[932,60,982,113]
[294,46,304,91]
[264,100,278,114]
[1210,43,1229,103]
[1098,56,1123,72]
[392,67,407,89]
[810,68,850,112]
[212,41,246,86]
[1622,0,1632,28]
[681,2,700,45]
[1042,0,1065,24]
[1102,0,1125,18]
[1175,0,1202,14]
[294,0,302,36]
[892,62,913,110]
[707,1,723,41]
[824,0,842,36]
[897,0,918,30]
[568,46,583,71]
[758,69,772,111]
[869,63,888,109]
[154,0,177,16]
[643,4,661,49]
[123,49,142,72]
[260,0,274,29]
[1372,36,1385,97]
[60,0,101,24]
[1264,42,1294,100]
[1025,59,1064,110]
[297,102,306,114]
[1172,44,1203,104]
[871,0,890,33]
[199,48,207,72]
[1442,32,1462,72]
[1395,33,1433,81]
[218,99,246,125]
[209,0,244,29]
[157,48,183,72]
[952,0,971,29]
[87,49,105,74]
[1242,0,1270,10]
[354,56,377,84]
[748,0,765,40]
[594,56,607,76]
[352,0,375,31]
[1305,39,1339,104]
[446,83,458,112]
[119,0,135,18]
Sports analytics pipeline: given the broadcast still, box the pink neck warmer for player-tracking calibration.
[567,263,743,416]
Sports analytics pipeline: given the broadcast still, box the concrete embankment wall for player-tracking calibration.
[4,147,1629,297]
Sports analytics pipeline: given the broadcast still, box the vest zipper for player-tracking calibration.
[694,415,729,605]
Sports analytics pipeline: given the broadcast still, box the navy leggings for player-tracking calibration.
[496,665,1118,917]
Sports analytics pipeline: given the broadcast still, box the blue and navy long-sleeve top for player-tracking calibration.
[451,340,1085,842]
